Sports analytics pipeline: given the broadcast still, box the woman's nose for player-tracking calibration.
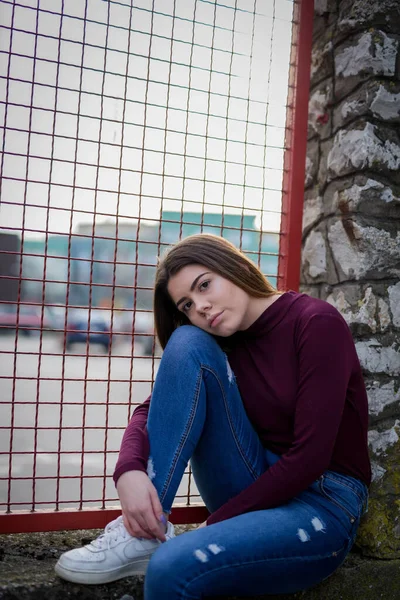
[197,299,211,313]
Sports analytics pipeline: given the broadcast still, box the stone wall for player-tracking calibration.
[302,0,400,558]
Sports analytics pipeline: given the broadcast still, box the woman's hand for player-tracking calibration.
[116,470,166,542]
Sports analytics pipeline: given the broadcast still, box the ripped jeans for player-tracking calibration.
[144,325,369,599]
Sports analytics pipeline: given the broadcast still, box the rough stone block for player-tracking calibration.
[333,80,400,132]
[324,283,399,337]
[308,82,333,140]
[369,421,399,456]
[388,282,400,327]
[337,0,400,39]
[318,137,333,185]
[302,230,327,281]
[370,83,400,121]
[326,286,378,333]
[319,281,362,305]
[299,285,321,299]
[301,225,340,285]
[367,380,400,420]
[313,0,338,43]
[315,0,337,16]
[304,139,319,188]
[355,339,400,376]
[302,189,324,236]
[310,31,334,89]
[321,176,400,220]
[327,122,400,182]
[334,31,398,100]
[377,297,392,332]
[327,217,400,281]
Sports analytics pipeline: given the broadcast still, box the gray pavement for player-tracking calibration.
[0,334,199,513]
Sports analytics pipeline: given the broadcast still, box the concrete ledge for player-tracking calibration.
[1,528,400,600]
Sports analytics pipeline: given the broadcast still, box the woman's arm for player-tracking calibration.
[113,396,168,540]
[113,395,151,484]
[117,469,167,541]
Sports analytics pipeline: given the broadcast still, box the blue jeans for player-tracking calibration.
[144,326,368,599]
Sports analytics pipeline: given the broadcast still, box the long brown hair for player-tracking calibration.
[153,233,278,349]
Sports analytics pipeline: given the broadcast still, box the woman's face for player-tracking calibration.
[167,264,254,337]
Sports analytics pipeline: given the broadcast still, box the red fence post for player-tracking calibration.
[279,0,314,292]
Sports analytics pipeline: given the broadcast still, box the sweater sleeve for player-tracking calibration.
[207,313,355,525]
[113,395,151,485]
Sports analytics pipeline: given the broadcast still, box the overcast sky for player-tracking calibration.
[0,0,293,239]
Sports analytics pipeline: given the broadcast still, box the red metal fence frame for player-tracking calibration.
[279,0,314,292]
[0,0,313,534]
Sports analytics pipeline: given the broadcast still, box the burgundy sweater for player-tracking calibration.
[113,291,371,525]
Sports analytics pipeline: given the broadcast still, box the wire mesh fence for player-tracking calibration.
[0,0,306,530]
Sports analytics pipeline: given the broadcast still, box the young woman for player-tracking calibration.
[55,234,371,598]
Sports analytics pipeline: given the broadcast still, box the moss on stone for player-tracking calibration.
[357,498,392,556]
[357,437,400,558]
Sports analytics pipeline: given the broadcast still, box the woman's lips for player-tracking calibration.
[210,311,223,328]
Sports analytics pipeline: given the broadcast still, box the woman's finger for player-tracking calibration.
[135,510,158,539]
[142,504,166,542]
[149,483,164,518]
[123,511,152,539]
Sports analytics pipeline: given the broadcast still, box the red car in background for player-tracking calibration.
[0,303,50,335]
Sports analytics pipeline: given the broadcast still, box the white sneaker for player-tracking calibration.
[54,516,175,584]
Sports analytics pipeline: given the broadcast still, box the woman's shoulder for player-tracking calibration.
[281,291,340,315]
[296,293,341,315]
[290,292,349,329]
[291,293,353,344]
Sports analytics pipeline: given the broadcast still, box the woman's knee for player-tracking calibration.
[165,325,220,356]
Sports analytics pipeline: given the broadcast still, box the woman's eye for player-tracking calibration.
[183,301,192,312]
[200,280,209,291]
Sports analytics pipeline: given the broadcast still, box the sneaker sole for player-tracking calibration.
[54,556,151,584]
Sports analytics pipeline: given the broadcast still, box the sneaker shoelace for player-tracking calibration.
[89,516,128,550]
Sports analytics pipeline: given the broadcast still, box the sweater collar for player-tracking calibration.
[239,290,302,338]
